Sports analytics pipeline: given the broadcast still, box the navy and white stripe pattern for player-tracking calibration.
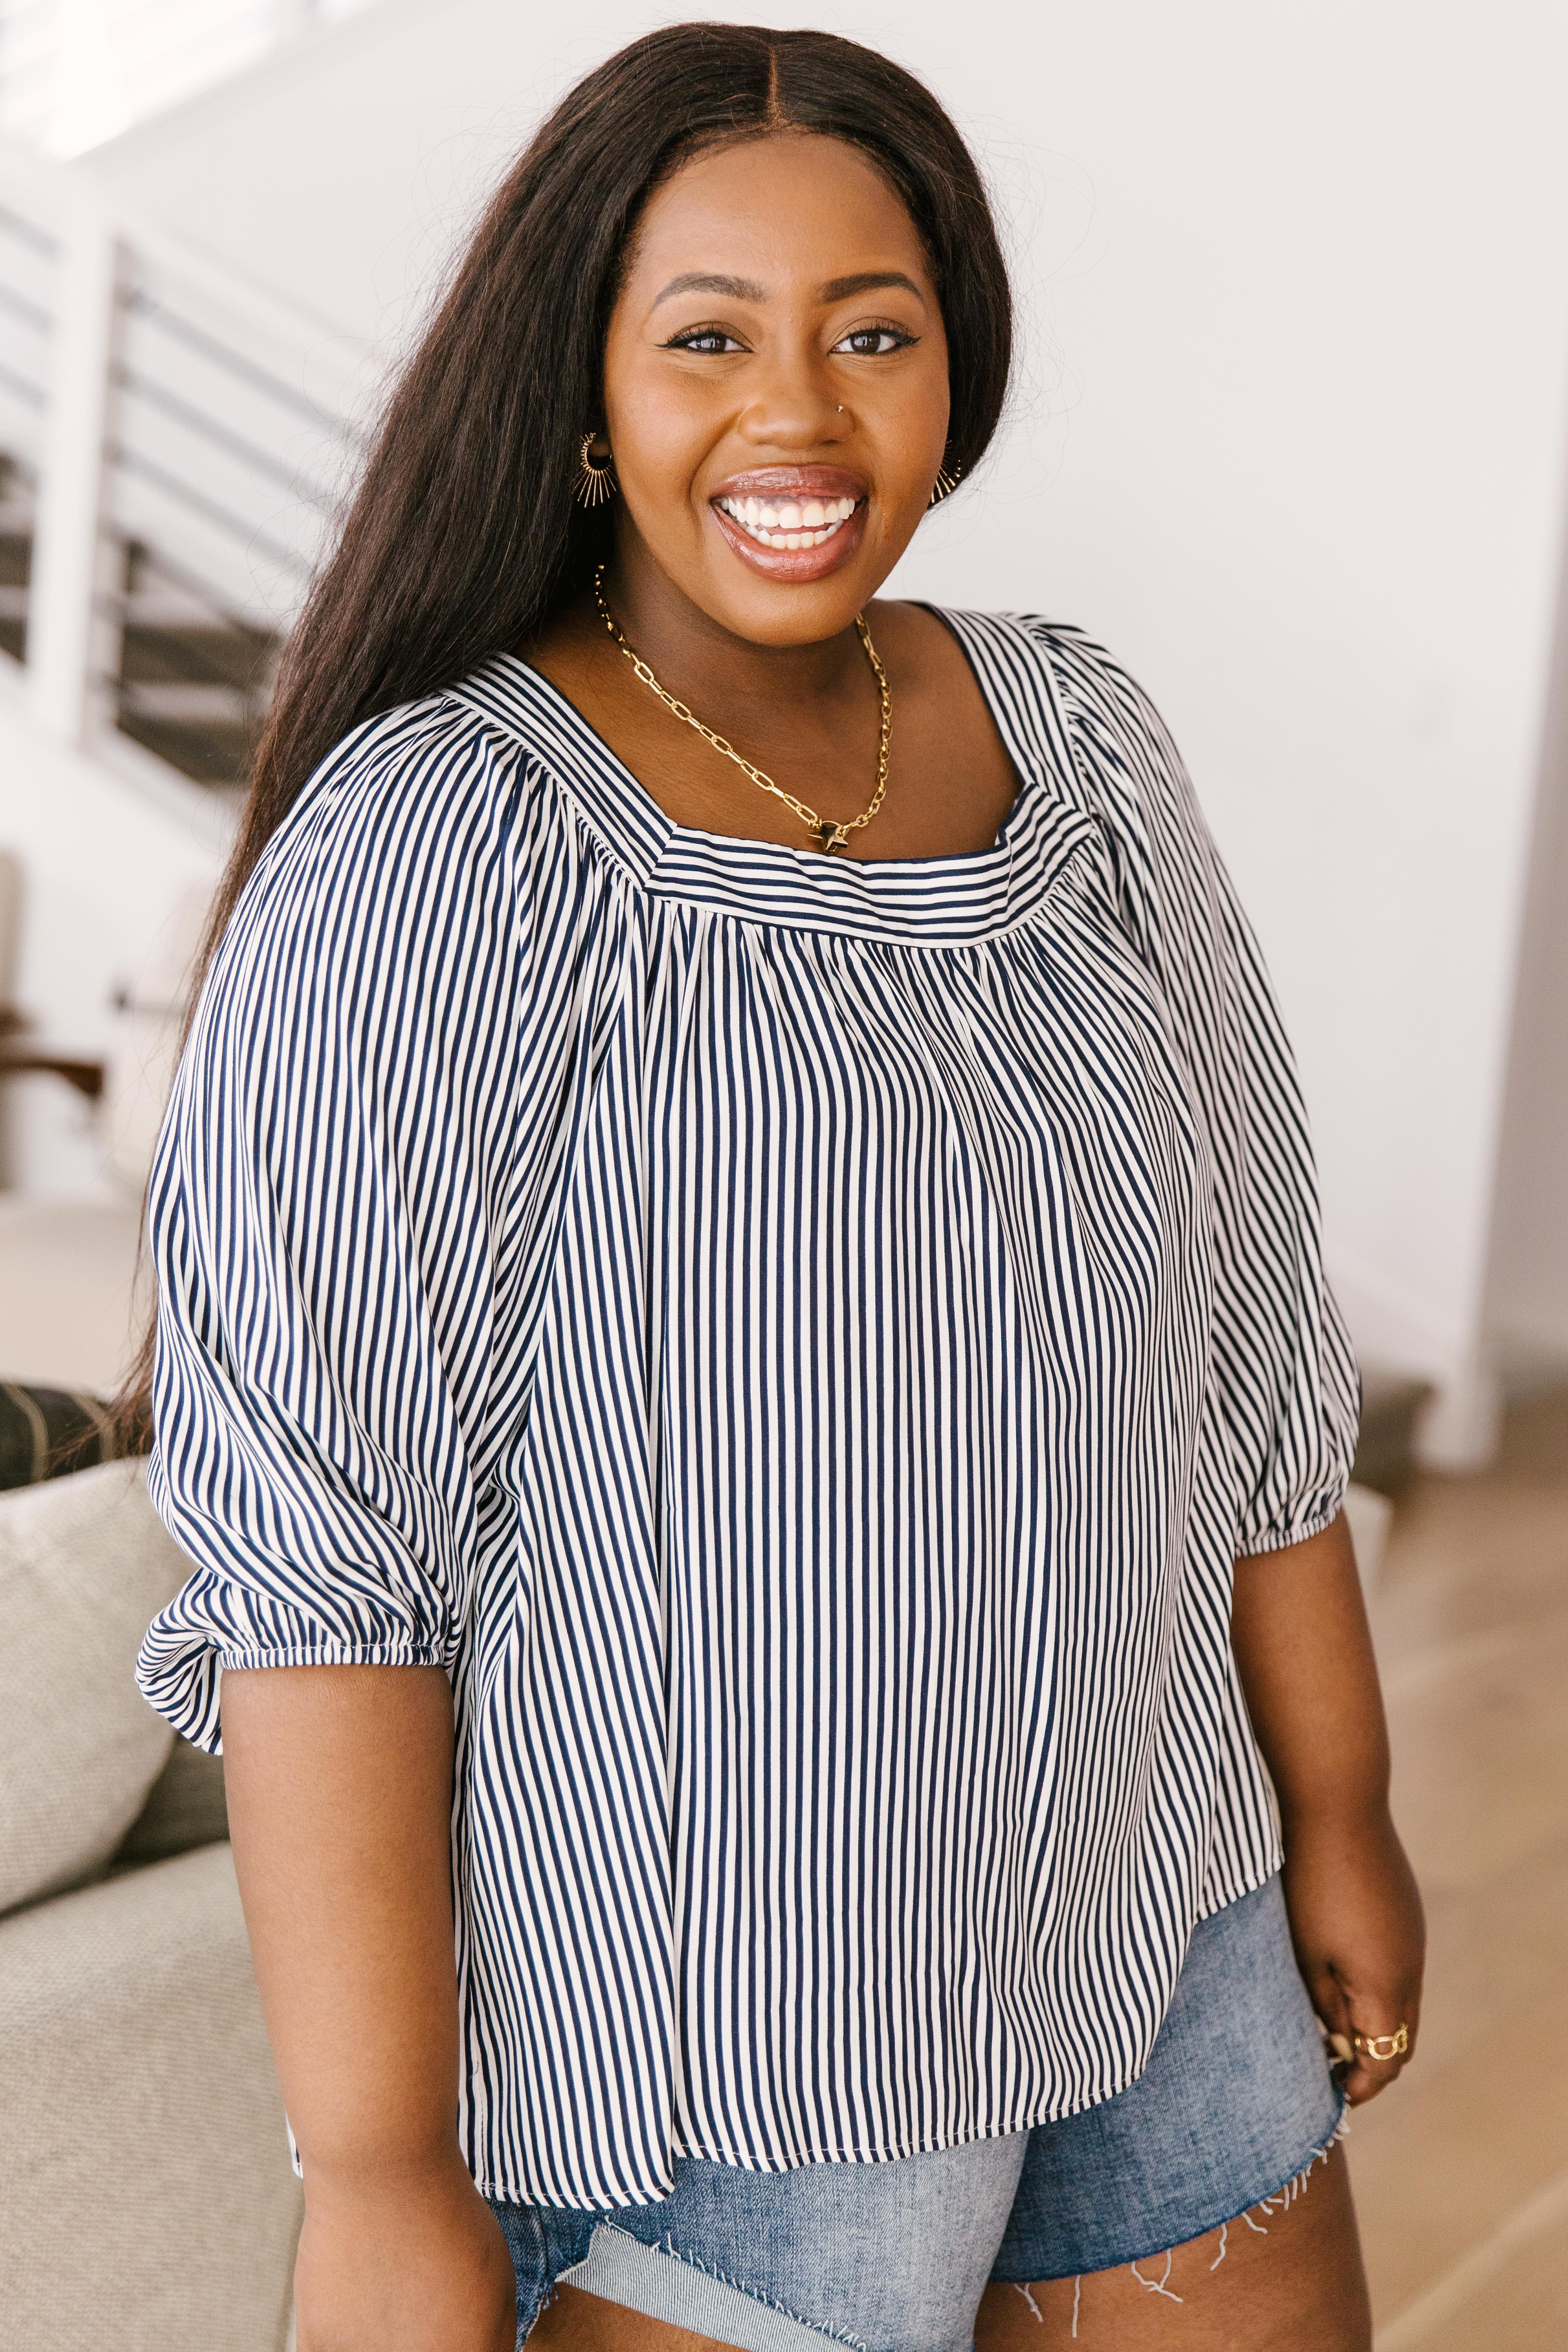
[138,612,1358,2210]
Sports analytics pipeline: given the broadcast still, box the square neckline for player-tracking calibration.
[499,603,1039,875]
[451,608,1101,945]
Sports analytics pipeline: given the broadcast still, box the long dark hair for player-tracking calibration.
[116,21,1013,1448]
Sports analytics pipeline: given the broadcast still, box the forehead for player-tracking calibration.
[624,132,932,294]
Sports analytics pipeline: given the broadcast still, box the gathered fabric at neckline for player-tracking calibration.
[448,609,1105,946]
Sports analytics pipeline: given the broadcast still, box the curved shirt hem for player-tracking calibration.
[472,1866,1290,2213]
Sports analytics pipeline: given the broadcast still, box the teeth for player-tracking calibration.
[716,493,859,550]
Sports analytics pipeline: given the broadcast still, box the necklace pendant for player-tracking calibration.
[817,821,849,852]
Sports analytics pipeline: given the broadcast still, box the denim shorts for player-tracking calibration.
[489,1872,1343,2352]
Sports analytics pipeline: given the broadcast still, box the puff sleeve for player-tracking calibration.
[1036,621,1361,1557]
[136,705,532,1750]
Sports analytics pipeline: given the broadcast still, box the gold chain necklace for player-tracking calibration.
[593,564,891,853]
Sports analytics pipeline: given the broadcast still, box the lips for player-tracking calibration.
[707,467,868,585]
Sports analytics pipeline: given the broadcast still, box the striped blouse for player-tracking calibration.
[137,610,1358,2211]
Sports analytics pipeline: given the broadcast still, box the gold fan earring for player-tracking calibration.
[577,432,618,508]
[929,461,962,507]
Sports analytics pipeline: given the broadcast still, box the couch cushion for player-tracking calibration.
[0,1843,301,2351]
[0,1380,119,1490]
[116,1735,228,1865]
[0,1457,190,1917]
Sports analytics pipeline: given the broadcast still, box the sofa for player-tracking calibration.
[0,1455,302,2350]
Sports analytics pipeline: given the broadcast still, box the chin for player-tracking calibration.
[694,507,889,639]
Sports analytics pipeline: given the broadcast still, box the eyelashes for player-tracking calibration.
[831,326,916,356]
[661,320,919,357]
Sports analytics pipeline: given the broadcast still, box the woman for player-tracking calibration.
[134,24,1423,2351]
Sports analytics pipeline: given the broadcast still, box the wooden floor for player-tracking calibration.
[1354,1388,1568,2349]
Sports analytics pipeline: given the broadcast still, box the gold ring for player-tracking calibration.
[1352,2026,1409,2063]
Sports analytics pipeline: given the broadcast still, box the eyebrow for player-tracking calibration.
[819,271,926,307]
[651,268,927,310]
[652,271,766,306]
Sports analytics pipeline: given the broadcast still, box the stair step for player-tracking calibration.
[120,629,276,694]
[116,710,256,788]
[118,681,253,723]
[119,583,272,627]
[119,614,277,650]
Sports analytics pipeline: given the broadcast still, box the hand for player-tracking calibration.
[293,2153,517,2352]
[1281,1802,1425,2107]
[1230,1519,1425,2110]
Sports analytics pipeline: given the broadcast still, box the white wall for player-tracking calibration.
[1486,537,1568,1387]
[84,0,1568,1449]
[0,679,222,1197]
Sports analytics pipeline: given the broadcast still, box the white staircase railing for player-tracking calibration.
[0,128,372,811]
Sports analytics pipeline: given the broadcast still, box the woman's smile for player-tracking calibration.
[709,463,868,581]
[599,132,950,644]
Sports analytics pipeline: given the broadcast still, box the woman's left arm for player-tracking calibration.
[1231,1514,1425,2106]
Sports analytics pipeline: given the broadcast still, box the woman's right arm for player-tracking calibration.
[221,1664,516,2352]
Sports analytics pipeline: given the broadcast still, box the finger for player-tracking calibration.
[1344,2053,1412,2103]
[1341,2022,1415,2104]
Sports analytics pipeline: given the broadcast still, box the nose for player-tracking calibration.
[734,343,848,453]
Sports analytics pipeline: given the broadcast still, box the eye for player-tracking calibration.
[831,325,917,357]
[665,326,746,354]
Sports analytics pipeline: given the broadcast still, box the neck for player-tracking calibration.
[601,530,875,724]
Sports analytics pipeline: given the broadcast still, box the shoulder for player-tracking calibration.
[915,607,1173,765]
[1014,618,1185,796]
[255,688,538,899]
[911,605,1194,832]
[227,677,602,967]
[923,608,1233,961]
[201,690,554,1059]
